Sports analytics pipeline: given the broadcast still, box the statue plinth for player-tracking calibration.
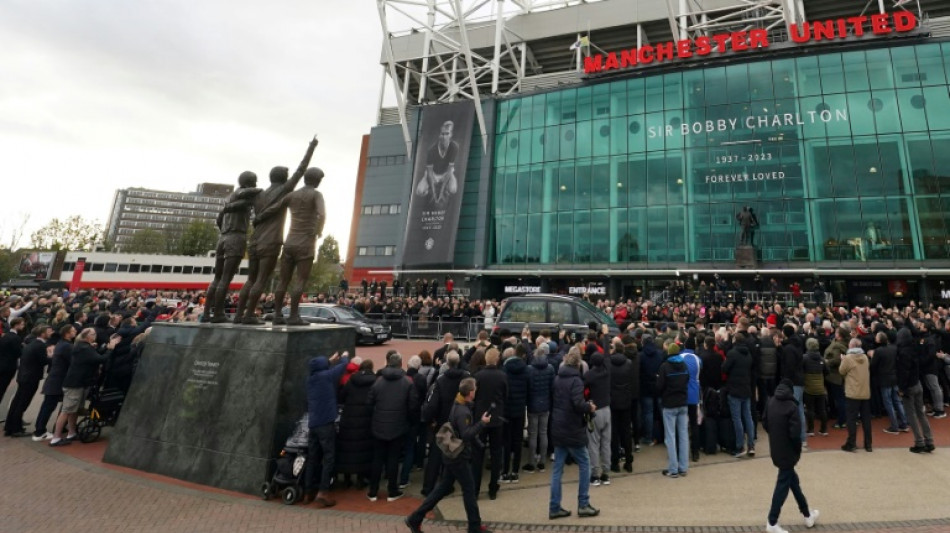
[736,245,757,268]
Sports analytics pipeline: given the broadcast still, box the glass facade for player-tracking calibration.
[490,42,950,266]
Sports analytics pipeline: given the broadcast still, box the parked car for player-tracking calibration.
[269,304,392,345]
[494,294,620,340]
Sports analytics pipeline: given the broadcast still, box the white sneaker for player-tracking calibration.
[31,432,53,442]
[804,509,820,528]
[765,522,789,533]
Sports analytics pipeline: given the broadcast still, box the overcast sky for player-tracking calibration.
[0,0,386,255]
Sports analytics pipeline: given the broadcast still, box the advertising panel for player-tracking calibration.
[402,101,476,267]
[18,251,56,280]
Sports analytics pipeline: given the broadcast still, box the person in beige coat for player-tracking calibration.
[839,339,871,452]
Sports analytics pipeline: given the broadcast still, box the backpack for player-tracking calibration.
[435,404,464,459]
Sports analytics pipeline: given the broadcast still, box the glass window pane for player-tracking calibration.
[915,44,946,87]
[611,157,627,208]
[627,157,647,207]
[558,165,574,211]
[513,215,528,263]
[591,161,611,208]
[891,46,921,89]
[541,213,556,263]
[645,76,664,112]
[560,124,576,160]
[847,91,875,136]
[627,114,646,153]
[923,86,950,130]
[664,72,684,109]
[871,90,901,134]
[557,212,573,263]
[842,51,870,92]
[705,66,728,105]
[897,88,929,132]
[726,63,750,103]
[818,53,845,94]
[626,78,645,114]
[748,61,773,101]
[576,86,593,122]
[796,56,821,97]
[526,214,542,263]
[611,208,630,262]
[575,163,592,210]
[867,49,895,90]
[574,211,591,263]
[772,59,796,99]
[593,119,610,158]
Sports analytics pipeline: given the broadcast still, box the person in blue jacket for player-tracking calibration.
[304,350,349,508]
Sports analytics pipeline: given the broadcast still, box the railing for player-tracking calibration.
[648,290,833,306]
[364,314,490,341]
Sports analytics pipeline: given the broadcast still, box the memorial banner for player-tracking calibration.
[402,101,476,267]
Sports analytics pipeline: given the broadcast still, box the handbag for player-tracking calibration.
[435,405,465,459]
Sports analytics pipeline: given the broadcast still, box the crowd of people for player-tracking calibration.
[3,285,950,532]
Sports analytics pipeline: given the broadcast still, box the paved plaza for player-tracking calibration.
[3,339,950,533]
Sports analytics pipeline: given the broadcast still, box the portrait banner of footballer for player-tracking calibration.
[402,100,476,267]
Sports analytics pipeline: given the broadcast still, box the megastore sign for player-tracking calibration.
[584,12,918,75]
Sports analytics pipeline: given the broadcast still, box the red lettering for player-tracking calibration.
[894,11,917,32]
[871,13,891,35]
[712,33,731,53]
[604,52,620,70]
[847,16,867,36]
[656,42,674,62]
[638,45,654,64]
[813,20,836,41]
[695,36,712,56]
[677,39,693,58]
[583,55,603,74]
[620,49,638,68]
[837,18,848,38]
[732,31,749,51]
[789,22,810,43]
[748,29,769,49]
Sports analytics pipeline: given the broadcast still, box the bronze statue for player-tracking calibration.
[234,136,318,325]
[202,172,261,323]
[736,206,759,246]
[256,167,326,325]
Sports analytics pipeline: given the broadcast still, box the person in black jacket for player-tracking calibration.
[639,335,664,445]
[400,355,429,488]
[656,342,689,477]
[420,350,470,495]
[609,339,635,472]
[406,377,491,533]
[762,379,819,533]
[106,315,151,394]
[4,325,52,437]
[724,331,755,457]
[549,349,599,520]
[335,360,376,489]
[524,346,555,473]
[778,325,807,443]
[32,324,75,441]
[367,353,420,502]
[584,352,612,485]
[869,332,907,433]
[0,318,26,416]
[501,347,529,483]
[895,326,934,453]
[50,329,119,447]
[472,348,507,500]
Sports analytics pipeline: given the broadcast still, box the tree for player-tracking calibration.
[30,215,103,251]
[125,229,168,254]
[175,220,219,256]
[306,235,342,294]
[0,249,18,283]
[0,213,31,250]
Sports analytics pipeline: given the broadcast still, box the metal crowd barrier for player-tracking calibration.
[648,290,833,306]
[363,314,491,341]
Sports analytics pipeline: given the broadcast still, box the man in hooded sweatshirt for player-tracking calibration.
[584,352,612,486]
[762,378,819,533]
[304,350,350,507]
[656,342,689,477]
[839,338,872,452]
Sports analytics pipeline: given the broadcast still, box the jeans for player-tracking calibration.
[803,393,827,434]
[827,383,846,425]
[845,398,872,448]
[472,425,503,496]
[792,386,806,441]
[33,394,62,437]
[304,423,337,494]
[923,374,945,413]
[549,445,591,512]
[640,395,656,444]
[4,380,39,434]
[526,412,549,466]
[421,426,442,495]
[902,383,934,447]
[408,460,482,533]
[399,422,420,486]
[610,408,632,467]
[767,467,810,527]
[369,435,405,496]
[880,385,907,430]
[727,395,755,453]
[503,415,525,475]
[662,406,689,474]
[587,407,611,477]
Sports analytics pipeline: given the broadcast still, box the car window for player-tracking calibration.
[313,307,332,319]
[333,307,364,320]
[296,306,319,318]
[577,306,600,326]
[502,301,546,323]
[578,300,619,329]
[548,301,573,325]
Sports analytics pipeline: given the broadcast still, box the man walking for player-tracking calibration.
[762,378,819,533]
[406,377,491,533]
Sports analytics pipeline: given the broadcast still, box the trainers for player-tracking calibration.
[806,432,815,437]
[404,517,423,533]
[64,433,78,442]
[623,462,633,473]
[925,444,935,453]
[934,412,947,419]
[661,469,679,478]
[610,465,621,473]
[833,423,845,429]
[31,432,53,442]
[910,445,926,453]
[765,522,789,533]
[577,504,600,517]
[522,463,535,473]
[399,481,411,489]
[537,463,545,472]
[804,509,820,528]
[634,443,641,452]
[600,473,610,485]
[898,426,910,433]
[509,473,519,483]
[367,493,378,502]
[734,448,746,458]
[589,476,601,486]
[549,508,571,520]
[748,448,756,457]
[883,427,900,435]
[500,473,512,483]
[49,438,71,447]
[678,470,688,477]
[387,490,405,502]
[841,443,857,452]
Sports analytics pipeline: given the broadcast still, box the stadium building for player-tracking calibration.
[348,0,950,306]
